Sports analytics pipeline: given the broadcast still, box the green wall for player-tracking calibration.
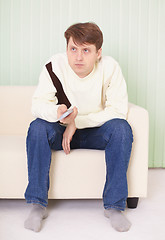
[0,0,165,167]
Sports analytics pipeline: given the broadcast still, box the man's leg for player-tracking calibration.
[24,118,65,232]
[102,119,133,232]
[77,119,133,232]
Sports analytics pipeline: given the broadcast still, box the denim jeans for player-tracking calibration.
[24,118,133,211]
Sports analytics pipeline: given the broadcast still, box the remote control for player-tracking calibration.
[57,108,73,121]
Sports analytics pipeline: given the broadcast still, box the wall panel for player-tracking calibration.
[0,0,165,167]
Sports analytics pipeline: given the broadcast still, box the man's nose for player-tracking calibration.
[76,51,83,61]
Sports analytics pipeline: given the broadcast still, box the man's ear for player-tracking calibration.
[97,48,102,60]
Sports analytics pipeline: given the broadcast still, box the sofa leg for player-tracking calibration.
[127,197,139,209]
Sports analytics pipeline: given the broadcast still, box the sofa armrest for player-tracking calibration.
[127,103,149,197]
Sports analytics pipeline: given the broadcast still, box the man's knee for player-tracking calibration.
[28,118,49,135]
[27,119,59,140]
[27,118,65,142]
[113,119,132,136]
[104,119,133,142]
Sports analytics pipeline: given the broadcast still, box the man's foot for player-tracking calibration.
[104,208,131,232]
[24,204,48,232]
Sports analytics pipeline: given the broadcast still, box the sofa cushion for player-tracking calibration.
[0,86,34,135]
[0,135,28,198]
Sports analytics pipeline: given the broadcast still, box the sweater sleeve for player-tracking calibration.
[31,66,59,122]
[74,63,128,129]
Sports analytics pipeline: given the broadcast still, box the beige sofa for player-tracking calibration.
[0,86,149,207]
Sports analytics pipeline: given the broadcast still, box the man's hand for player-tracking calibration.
[62,121,77,154]
[57,104,78,154]
[57,104,68,120]
[57,105,78,125]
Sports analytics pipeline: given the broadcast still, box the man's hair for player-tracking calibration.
[64,22,103,51]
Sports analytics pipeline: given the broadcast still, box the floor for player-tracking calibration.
[0,169,165,240]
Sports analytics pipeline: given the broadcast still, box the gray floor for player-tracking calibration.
[0,169,165,240]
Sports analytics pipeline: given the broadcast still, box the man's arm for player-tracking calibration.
[31,66,60,122]
[57,105,78,154]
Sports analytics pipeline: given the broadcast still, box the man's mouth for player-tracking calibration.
[75,64,84,67]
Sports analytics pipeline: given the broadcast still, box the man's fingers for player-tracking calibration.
[66,139,70,154]
[62,137,70,154]
[64,138,68,154]
[57,104,67,119]
[60,107,78,124]
[73,106,78,115]
[62,122,76,154]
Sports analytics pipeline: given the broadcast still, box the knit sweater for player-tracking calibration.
[32,53,128,129]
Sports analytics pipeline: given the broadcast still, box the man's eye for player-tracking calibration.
[72,48,76,51]
[84,49,89,53]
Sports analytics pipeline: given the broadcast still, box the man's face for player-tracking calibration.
[67,37,102,78]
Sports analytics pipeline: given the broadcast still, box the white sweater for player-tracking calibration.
[32,53,128,129]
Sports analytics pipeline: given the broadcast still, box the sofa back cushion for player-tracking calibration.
[0,86,35,135]
[0,86,139,136]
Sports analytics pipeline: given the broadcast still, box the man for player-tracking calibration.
[24,22,133,232]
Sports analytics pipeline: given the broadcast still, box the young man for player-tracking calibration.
[24,22,133,232]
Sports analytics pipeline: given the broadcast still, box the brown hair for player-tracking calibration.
[64,22,103,51]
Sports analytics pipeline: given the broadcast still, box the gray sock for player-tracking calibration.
[24,204,48,232]
[104,208,131,232]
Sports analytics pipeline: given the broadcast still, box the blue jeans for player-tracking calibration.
[24,118,133,211]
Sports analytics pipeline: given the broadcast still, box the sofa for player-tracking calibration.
[0,86,149,208]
